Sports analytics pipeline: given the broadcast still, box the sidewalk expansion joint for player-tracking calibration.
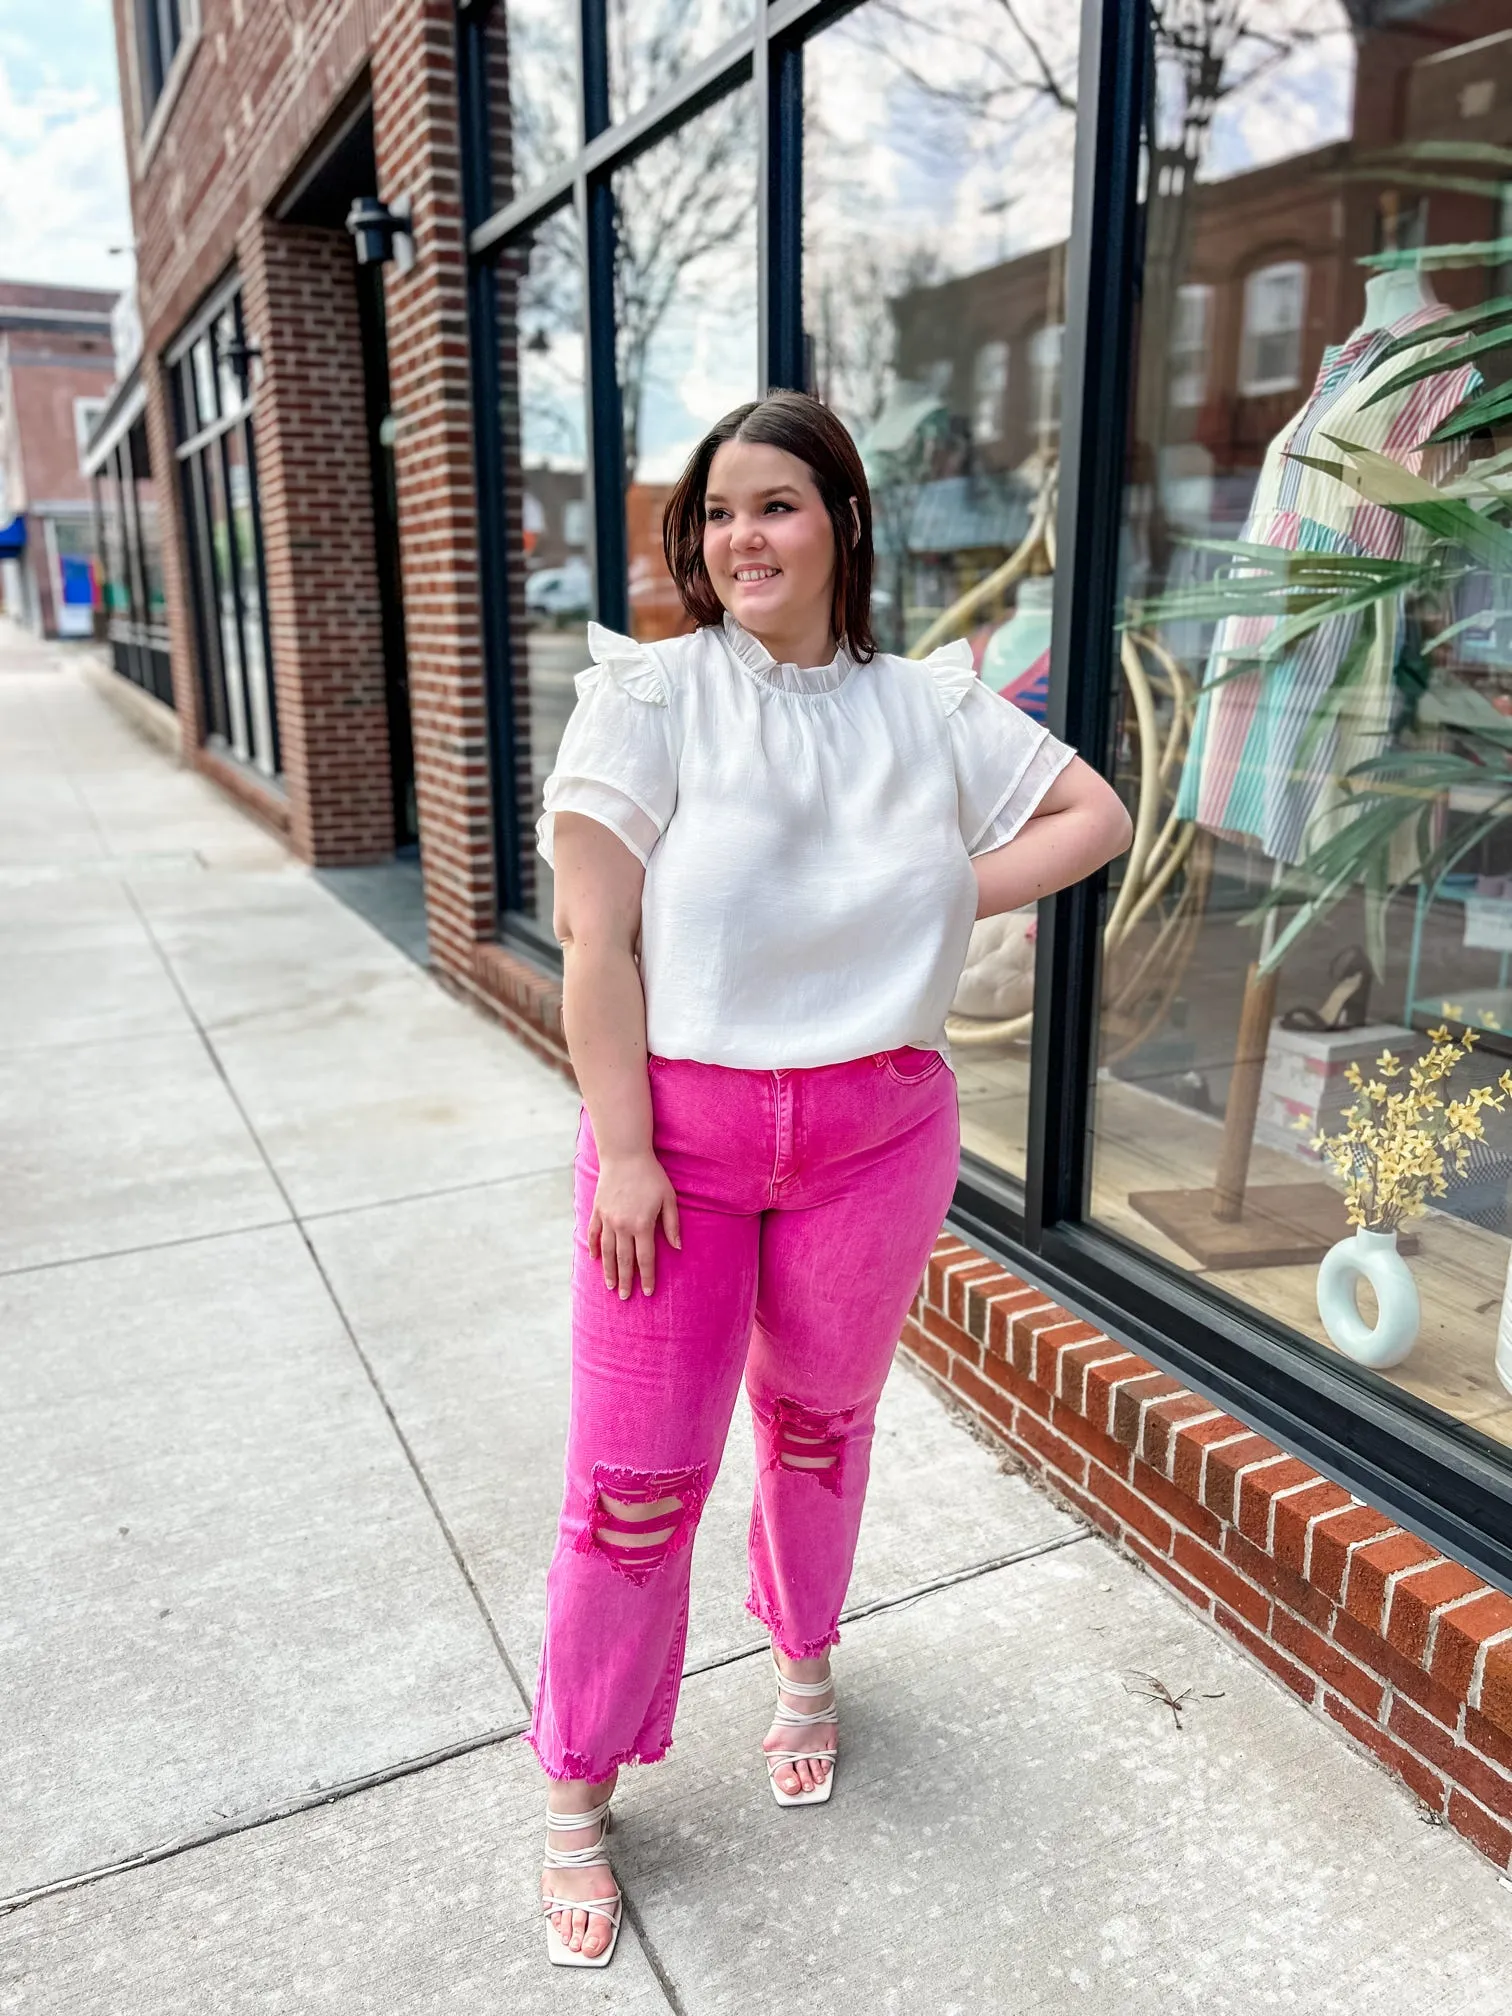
[2,1531,1092,1920]
[681,1526,1093,1685]
[0,1718,532,1918]
[115,877,535,1715]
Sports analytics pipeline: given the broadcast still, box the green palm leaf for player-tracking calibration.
[1426,380,1512,445]
[1362,320,1512,408]
[1375,294,1512,359]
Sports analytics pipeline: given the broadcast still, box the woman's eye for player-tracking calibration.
[763,501,793,514]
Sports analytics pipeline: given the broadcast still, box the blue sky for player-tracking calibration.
[0,0,132,289]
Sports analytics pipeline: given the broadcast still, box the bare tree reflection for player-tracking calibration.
[612,92,755,488]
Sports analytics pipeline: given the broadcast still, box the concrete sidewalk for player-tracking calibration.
[2,626,1509,2014]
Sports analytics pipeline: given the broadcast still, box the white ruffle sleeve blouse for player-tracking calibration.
[536,611,1075,1069]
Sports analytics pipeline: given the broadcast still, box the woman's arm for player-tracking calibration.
[552,810,681,1298]
[972,755,1132,920]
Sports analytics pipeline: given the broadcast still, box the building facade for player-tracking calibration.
[105,0,1512,1870]
[0,281,118,638]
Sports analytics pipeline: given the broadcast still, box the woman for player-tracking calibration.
[531,391,1131,1966]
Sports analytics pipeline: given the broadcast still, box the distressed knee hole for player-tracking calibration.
[576,1462,709,1583]
[761,1398,853,1494]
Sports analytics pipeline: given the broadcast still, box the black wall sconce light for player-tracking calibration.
[346,194,416,274]
[222,334,263,388]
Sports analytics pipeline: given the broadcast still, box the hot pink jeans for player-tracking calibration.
[525,1046,961,1783]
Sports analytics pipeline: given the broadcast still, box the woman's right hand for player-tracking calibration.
[589,1151,682,1299]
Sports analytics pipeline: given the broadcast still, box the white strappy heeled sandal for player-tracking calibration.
[765,1651,838,1807]
[541,1795,622,1968]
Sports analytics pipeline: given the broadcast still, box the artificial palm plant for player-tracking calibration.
[1128,150,1512,979]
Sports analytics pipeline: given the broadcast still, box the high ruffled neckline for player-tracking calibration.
[720,611,855,694]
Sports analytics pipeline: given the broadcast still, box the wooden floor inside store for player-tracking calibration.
[953,1047,1512,1451]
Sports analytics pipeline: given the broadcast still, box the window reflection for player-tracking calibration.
[174,288,278,776]
[607,0,751,126]
[499,210,589,929]
[500,1,579,197]
[1092,2,1512,1452]
[93,416,172,707]
[805,0,1080,1180]
[613,88,757,641]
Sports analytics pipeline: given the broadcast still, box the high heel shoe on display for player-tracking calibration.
[541,1795,621,1968]
[765,1651,839,1807]
[1280,944,1373,1033]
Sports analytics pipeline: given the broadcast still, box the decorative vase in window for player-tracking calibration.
[1311,1030,1512,1370]
[1497,1276,1512,1399]
[1316,1227,1420,1369]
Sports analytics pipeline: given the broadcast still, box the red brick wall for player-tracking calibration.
[8,353,117,507]
[116,0,394,839]
[120,0,386,356]
[904,1235,1512,1875]
[240,216,394,864]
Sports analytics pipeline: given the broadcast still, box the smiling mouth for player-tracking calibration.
[733,565,781,584]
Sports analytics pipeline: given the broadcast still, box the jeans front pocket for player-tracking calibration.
[880,1045,948,1085]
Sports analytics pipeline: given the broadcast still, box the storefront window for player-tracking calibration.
[500,208,589,930]
[607,0,751,126]
[1092,4,1512,1454]
[805,0,1080,1186]
[96,462,129,620]
[501,0,579,197]
[131,419,167,629]
[613,88,757,643]
[174,285,279,776]
[90,409,173,708]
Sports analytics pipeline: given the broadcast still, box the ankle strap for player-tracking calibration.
[545,1795,612,1837]
[772,1651,834,1697]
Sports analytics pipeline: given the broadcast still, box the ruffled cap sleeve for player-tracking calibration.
[576,622,668,705]
[923,639,1077,855]
[921,636,979,716]
[536,627,677,869]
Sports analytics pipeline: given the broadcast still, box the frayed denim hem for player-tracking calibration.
[744,1591,842,1662]
[521,1725,673,1783]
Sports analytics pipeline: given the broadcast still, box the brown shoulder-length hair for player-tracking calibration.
[661,389,876,662]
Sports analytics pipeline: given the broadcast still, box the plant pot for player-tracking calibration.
[1316,1226,1420,1369]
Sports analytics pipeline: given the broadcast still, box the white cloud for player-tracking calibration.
[0,52,131,288]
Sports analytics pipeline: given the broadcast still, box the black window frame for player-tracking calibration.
[456,0,1512,1592]
[135,0,185,116]
[168,277,282,781]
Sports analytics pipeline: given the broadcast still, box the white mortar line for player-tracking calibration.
[1469,1624,1512,1712]
[1424,1587,1496,1673]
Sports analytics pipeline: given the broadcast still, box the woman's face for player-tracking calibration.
[702,439,837,641]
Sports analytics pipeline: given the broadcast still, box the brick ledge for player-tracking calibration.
[904,1233,1512,1874]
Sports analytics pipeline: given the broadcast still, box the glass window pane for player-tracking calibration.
[614,86,757,641]
[499,1,580,198]
[1091,4,1512,1460]
[498,207,589,932]
[99,453,129,621]
[215,302,245,418]
[190,337,218,433]
[201,440,252,761]
[608,0,752,127]
[223,421,277,775]
[182,455,231,746]
[805,0,1081,1185]
[129,417,167,627]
